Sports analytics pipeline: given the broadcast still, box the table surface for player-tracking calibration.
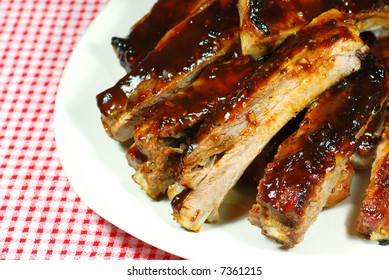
[0,0,179,260]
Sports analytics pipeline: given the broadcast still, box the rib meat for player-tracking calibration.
[172,9,367,232]
[238,0,389,59]
[96,0,240,142]
[111,0,211,72]
[356,116,389,244]
[249,54,388,247]
[356,36,389,244]
[351,35,389,169]
[131,54,259,198]
[351,108,387,169]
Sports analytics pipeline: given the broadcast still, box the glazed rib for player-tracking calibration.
[351,35,389,169]
[238,0,389,59]
[249,54,387,247]
[97,0,240,142]
[357,117,389,244]
[325,158,355,208]
[131,55,259,198]
[111,0,211,72]
[356,36,389,244]
[172,10,367,232]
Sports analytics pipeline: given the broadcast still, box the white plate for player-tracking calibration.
[55,0,387,264]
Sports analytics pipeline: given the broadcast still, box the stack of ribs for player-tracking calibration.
[96,0,389,247]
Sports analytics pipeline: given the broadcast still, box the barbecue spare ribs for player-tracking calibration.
[97,0,240,142]
[172,9,367,232]
[96,0,389,247]
[130,53,259,198]
[111,0,211,72]
[249,54,388,247]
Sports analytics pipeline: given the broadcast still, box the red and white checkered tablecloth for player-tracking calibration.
[0,0,179,260]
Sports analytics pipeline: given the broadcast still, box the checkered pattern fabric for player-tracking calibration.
[0,0,179,260]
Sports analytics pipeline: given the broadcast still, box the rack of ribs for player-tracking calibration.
[171,9,367,232]
[238,0,389,60]
[249,54,388,247]
[111,0,211,72]
[96,0,240,142]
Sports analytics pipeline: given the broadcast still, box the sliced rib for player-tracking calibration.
[356,116,389,244]
[352,35,389,169]
[356,35,389,244]
[111,0,211,72]
[131,55,259,198]
[97,0,240,142]
[238,0,389,59]
[249,54,388,247]
[172,9,367,232]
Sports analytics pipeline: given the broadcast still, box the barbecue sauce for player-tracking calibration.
[171,188,191,214]
[139,55,259,139]
[97,0,240,119]
[196,15,354,136]
[126,144,148,167]
[258,54,387,223]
